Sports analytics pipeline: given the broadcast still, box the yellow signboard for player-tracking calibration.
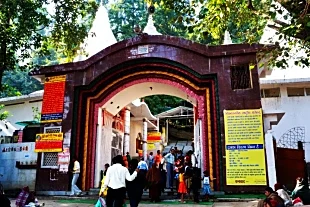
[34,133,64,152]
[224,109,267,186]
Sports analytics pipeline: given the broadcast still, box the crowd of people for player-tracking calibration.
[99,148,212,207]
[258,177,310,207]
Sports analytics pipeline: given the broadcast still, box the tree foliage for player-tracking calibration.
[1,69,43,98]
[157,0,310,67]
[106,0,188,41]
[0,0,98,89]
[144,95,191,115]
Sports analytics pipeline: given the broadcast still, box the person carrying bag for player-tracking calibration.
[95,175,108,207]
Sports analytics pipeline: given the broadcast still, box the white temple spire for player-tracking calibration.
[143,6,161,35]
[74,5,117,62]
[223,30,233,45]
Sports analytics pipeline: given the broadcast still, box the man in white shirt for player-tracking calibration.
[102,155,139,207]
[70,156,82,196]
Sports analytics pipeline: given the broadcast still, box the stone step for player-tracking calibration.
[88,188,225,197]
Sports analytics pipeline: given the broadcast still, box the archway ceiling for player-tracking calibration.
[101,82,197,116]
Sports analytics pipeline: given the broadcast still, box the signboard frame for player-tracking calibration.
[35,133,64,152]
[224,109,267,186]
[41,75,66,123]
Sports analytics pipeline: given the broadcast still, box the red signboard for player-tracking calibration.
[35,133,64,152]
[41,75,66,123]
[147,132,161,143]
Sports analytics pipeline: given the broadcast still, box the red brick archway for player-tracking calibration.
[32,35,265,193]
[74,59,219,190]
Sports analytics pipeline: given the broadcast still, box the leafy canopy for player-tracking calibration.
[156,0,310,67]
[0,0,98,88]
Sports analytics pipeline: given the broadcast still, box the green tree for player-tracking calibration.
[158,0,310,67]
[144,95,191,115]
[106,0,188,41]
[1,69,43,98]
[0,0,99,89]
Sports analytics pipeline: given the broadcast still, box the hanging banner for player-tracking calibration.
[41,75,66,123]
[224,109,267,186]
[34,133,64,152]
[147,131,161,143]
[147,143,156,150]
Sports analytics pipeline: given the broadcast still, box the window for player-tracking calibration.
[44,126,62,133]
[41,152,58,168]
[111,130,123,160]
[306,88,310,96]
[261,88,281,98]
[287,88,305,97]
[230,65,252,90]
[41,126,62,168]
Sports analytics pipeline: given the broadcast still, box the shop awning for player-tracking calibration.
[15,121,40,126]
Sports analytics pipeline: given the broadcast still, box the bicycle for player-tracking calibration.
[0,173,4,195]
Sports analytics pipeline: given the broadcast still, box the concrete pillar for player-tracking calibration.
[94,108,103,188]
[265,131,277,189]
[165,119,169,144]
[161,127,166,144]
[143,119,148,161]
[123,107,131,154]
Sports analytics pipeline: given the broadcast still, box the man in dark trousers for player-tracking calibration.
[191,167,201,203]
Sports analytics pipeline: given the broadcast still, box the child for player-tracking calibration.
[202,170,212,201]
[178,167,187,203]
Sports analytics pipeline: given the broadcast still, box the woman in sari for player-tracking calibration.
[146,163,161,202]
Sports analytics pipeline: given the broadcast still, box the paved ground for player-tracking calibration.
[10,199,260,207]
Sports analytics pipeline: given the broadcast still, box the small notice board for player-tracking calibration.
[35,133,64,152]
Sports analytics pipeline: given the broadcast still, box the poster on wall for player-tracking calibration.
[41,75,66,123]
[58,148,70,173]
[224,109,267,186]
[34,133,64,152]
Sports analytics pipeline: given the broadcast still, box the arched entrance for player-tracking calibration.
[73,58,219,190]
[32,36,264,193]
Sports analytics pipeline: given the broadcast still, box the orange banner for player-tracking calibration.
[41,75,66,123]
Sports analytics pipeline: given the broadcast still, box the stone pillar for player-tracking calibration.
[265,131,277,189]
[123,107,131,154]
[94,108,103,188]
[143,118,148,161]
[166,119,169,145]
